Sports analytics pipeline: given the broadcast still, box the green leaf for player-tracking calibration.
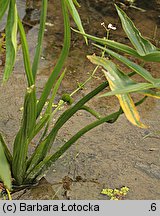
[18,17,34,86]
[0,133,12,165]
[139,89,160,99]
[93,44,158,84]
[73,0,81,7]
[25,95,149,181]
[25,110,123,182]
[115,5,157,56]
[66,0,87,44]
[0,0,9,21]
[0,139,11,190]
[88,55,147,128]
[26,82,108,180]
[37,0,71,117]
[100,82,154,97]
[12,85,37,185]
[73,29,160,62]
[72,28,140,58]
[141,51,160,62]
[3,0,18,82]
[32,0,48,80]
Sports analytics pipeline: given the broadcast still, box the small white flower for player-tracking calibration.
[107,23,116,30]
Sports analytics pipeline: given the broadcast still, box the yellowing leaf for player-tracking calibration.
[88,55,147,128]
[105,74,147,128]
[139,89,160,99]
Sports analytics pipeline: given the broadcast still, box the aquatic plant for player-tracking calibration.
[0,1,157,199]
[0,0,132,198]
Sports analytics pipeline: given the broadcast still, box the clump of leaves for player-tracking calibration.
[101,186,129,200]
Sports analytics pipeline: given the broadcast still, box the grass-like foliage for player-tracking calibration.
[0,1,156,198]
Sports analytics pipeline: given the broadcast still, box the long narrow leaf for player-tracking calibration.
[100,83,154,97]
[12,85,36,185]
[26,96,150,182]
[38,69,66,142]
[66,0,87,44]
[26,71,66,173]
[37,0,70,117]
[25,94,147,182]
[141,51,160,62]
[72,28,140,57]
[32,0,48,80]
[26,82,108,177]
[73,29,160,62]
[0,139,11,190]
[139,89,160,99]
[88,55,147,128]
[25,110,122,182]
[0,0,9,21]
[0,133,12,165]
[93,44,158,84]
[115,5,157,56]
[3,0,17,82]
[18,17,34,86]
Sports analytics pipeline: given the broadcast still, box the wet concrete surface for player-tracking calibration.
[0,0,160,199]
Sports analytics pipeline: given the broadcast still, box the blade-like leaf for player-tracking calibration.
[0,0,9,21]
[12,85,37,185]
[115,5,157,56]
[0,133,12,165]
[0,139,11,190]
[139,89,160,99]
[73,29,160,62]
[66,0,87,44]
[3,0,18,82]
[38,69,66,142]
[72,28,140,57]
[100,82,154,97]
[25,95,148,182]
[141,51,160,62]
[107,76,147,128]
[18,17,34,86]
[37,0,71,117]
[93,44,158,84]
[32,0,48,80]
[26,82,108,178]
[25,110,123,182]
[73,0,81,7]
[88,55,147,128]
[25,93,146,182]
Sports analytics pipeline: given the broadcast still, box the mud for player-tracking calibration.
[0,0,160,200]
